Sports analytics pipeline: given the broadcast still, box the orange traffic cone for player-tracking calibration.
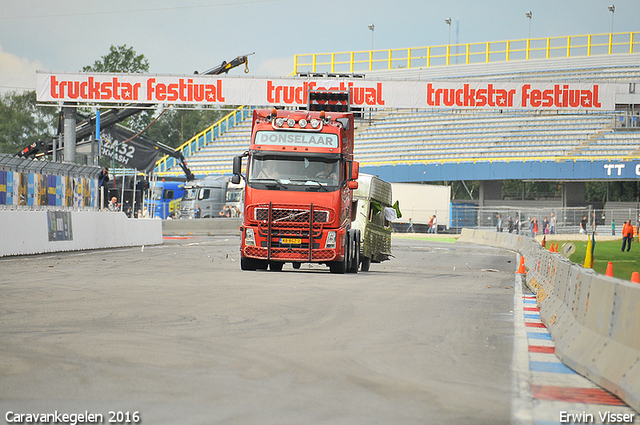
[516,256,526,274]
[606,262,614,277]
[631,272,640,284]
[550,243,555,253]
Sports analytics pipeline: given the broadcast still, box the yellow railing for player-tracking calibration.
[154,105,252,175]
[294,32,639,74]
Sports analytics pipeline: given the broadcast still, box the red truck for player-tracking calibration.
[231,106,361,273]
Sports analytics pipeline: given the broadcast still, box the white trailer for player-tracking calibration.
[352,174,393,271]
[391,183,451,231]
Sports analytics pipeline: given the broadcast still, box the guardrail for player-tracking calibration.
[457,228,640,413]
[294,31,640,74]
[154,106,253,176]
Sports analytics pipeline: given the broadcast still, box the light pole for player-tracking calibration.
[608,5,615,33]
[445,18,452,45]
[525,11,532,39]
[368,24,375,51]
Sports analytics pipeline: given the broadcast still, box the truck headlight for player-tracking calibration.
[245,228,256,246]
[326,231,337,249]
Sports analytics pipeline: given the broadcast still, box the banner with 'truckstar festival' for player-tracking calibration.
[36,71,622,111]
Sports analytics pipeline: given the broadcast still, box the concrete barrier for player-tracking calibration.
[162,217,241,236]
[0,210,162,257]
[457,228,640,413]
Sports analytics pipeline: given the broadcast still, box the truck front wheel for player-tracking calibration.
[329,232,349,274]
[269,262,283,272]
[241,257,257,271]
[241,257,267,271]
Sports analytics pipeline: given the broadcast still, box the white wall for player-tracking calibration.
[0,210,162,257]
[391,183,451,227]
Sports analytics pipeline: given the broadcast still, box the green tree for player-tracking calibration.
[146,107,225,148]
[82,45,149,73]
[82,45,223,150]
[0,91,58,154]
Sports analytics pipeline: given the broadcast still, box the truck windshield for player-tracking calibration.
[226,190,243,203]
[248,155,340,190]
[151,187,163,201]
[183,187,197,201]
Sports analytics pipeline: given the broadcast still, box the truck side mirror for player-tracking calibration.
[232,155,242,176]
[348,180,358,190]
[231,174,240,184]
[351,161,359,181]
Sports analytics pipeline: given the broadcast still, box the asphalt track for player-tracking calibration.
[0,235,517,425]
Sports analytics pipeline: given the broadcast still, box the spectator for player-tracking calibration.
[194,204,201,218]
[580,216,588,234]
[430,215,438,234]
[108,196,119,212]
[496,213,503,232]
[508,216,514,233]
[542,216,549,234]
[407,218,414,233]
[622,220,634,252]
[549,213,556,234]
[530,217,538,237]
[219,205,231,218]
[98,167,109,209]
[612,219,616,236]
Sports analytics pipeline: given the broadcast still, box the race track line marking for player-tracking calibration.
[514,276,638,425]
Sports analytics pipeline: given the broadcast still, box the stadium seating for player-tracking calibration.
[157,35,640,177]
[353,110,623,163]
[166,106,637,175]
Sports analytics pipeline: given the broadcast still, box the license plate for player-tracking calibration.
[280,238,302,244]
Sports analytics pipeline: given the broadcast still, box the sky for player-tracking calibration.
[1,0,639,93]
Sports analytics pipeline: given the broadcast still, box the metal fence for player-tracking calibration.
[448,204,640,236]
[0,154,101,211]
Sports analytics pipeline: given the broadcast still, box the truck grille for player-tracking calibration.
[253,206,331,224]
[244,246,336,261]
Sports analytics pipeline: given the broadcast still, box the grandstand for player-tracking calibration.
[354,110,620,163]
[155,31,640,215]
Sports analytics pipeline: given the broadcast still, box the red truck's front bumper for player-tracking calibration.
[240,202,345,264]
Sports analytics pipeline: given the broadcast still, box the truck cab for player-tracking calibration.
[232,108,360,273]
[149,179,185,219]
[178,175,228,219]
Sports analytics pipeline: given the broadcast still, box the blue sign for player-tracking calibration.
[361,160,640,183]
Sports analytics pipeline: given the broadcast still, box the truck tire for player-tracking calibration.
[361,256,371,272]
[269,262,283,272]
[329,232,349,274]
[241,257,257,271]
[347,229,360,273]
